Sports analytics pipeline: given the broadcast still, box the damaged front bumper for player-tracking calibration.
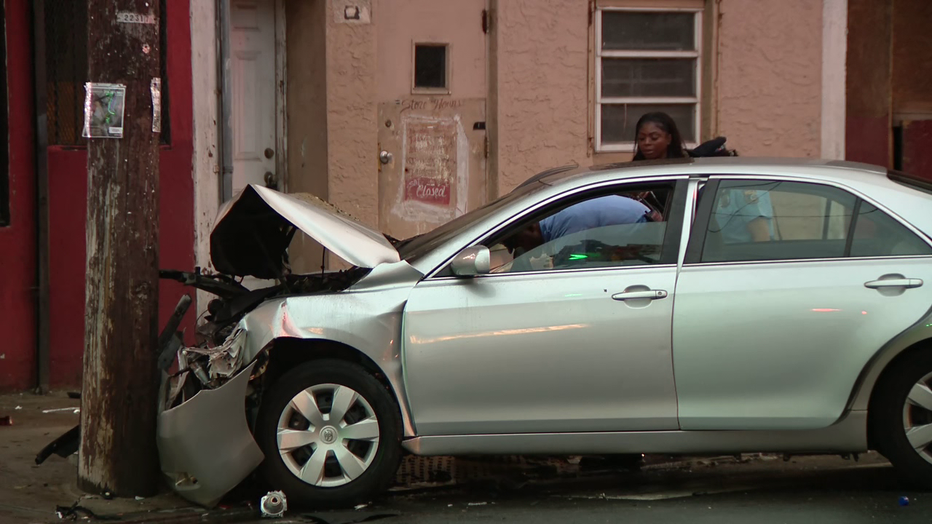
[157,360,264,507]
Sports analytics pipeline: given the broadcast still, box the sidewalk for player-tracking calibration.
[0,391,258,523]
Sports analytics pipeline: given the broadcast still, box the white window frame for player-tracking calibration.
[595,7,703,153]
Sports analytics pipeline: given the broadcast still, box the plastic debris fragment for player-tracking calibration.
[42,407,80,414]
[260,490,287,518]
[899,496,910,507]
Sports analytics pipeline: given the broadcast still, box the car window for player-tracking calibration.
[397,178,547,263]
[485,184,674,273]
[701,180,856,262]
[850,201,932,257]
[699,179,932,263]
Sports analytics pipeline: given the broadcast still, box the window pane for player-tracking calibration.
[45,2,87,146]
[701,180,857,263]
[490,188,672,273]
[602,58,696,98]
[601,104,695,144]
[414,44,447,89]
[601,11,695,51]
[850,202,932,257]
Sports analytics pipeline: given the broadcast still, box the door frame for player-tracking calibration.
[422,176,690,280]
[683,174,932,265]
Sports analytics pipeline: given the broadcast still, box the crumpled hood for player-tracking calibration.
[211,185,400,278]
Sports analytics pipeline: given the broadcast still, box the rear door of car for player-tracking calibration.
[672,175,932,431]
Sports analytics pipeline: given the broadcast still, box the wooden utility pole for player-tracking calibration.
[79,0,162,497]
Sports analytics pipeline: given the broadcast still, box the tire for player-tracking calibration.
[255,359,403,508]
[871,351,932,489]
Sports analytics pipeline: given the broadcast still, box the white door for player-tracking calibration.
[231,0,277,195]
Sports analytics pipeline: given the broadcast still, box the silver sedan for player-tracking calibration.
[156,158,932,508]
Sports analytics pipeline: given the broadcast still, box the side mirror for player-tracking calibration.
[450,246,491,277]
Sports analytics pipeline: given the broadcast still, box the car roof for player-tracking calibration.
[532,157,887,188]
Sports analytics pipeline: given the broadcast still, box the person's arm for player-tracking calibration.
[747,217,771,242]
[744,190,774,242]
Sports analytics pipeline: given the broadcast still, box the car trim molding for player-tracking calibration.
[403,411,867,456]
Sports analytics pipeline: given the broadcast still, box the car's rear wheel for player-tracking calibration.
[871,351,932,488]
[255,359,402,507]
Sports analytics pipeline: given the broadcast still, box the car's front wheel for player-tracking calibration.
[255,359,402,508]
[871,350,932,488]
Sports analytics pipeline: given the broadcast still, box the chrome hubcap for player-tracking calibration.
[277,384,380,488]
[903,372,932,465]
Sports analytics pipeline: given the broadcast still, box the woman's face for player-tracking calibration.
[636,122,672,160]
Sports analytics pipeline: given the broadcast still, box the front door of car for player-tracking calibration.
[673,177,932,431]
[402,179,687,436]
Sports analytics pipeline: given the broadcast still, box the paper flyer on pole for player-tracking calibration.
[83,83,127,139]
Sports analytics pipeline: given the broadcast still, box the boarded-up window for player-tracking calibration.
[44,0,170,146]
[413,43,449,92]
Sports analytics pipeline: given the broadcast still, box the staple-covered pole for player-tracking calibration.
[79,0,161,497]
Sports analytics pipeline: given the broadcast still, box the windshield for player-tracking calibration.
[397,180,547,262]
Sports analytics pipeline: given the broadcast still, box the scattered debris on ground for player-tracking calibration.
[260,490,287,518]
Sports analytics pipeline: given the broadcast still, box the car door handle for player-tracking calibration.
[864,278,923,289]
[612,290,668,301]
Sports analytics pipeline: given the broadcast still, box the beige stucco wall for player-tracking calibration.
[492,0,591,194]
[286,0,329,273]
[285,0,378,270]
[325,2,380,228]
[489,0,825,196]
[280,0,827,234]
[716,0,823,157]
[288,0,379,225]
[286,0,329,200]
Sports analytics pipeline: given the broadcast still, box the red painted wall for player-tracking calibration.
[846,0,892,167]
[902,121,932,182]
[46,1,195,387]
[0,0,37,391]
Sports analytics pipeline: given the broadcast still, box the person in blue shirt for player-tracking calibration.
[502,195,651,257]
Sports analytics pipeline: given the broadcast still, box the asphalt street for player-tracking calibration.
[2,392,927,524]
[243,454,932,524]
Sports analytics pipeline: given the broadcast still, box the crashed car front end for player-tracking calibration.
[157,360,262,507]
[154,185,418,507]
